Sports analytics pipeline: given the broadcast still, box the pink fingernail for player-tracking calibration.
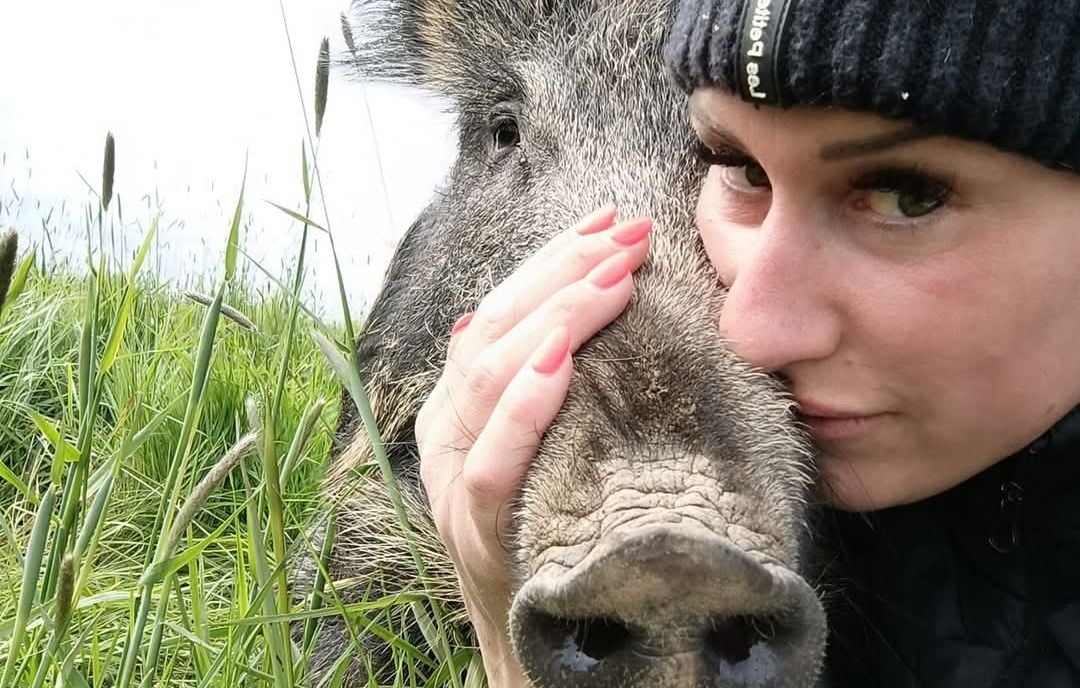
[575,203,618,235]
[450,312,474,336]
[588,252,632,289]
[530,326,571,375]
[610,218,652,246]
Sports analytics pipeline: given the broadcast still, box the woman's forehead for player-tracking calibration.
[689,88,925,155]
[688,87,1080,200]
[687,87,1038,178]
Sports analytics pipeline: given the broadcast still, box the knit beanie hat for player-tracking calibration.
[663,0,1080,173]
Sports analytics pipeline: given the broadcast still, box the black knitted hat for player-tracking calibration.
[663,0,1080,172]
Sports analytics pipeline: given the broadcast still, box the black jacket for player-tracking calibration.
[822,406,1080,688]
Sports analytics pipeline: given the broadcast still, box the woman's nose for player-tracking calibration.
[716,217,842,373]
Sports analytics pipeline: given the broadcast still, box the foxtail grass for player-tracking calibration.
[1,26,480,688]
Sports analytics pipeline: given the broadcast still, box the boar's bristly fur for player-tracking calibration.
[294,2,827,687]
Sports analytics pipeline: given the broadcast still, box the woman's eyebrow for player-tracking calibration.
[690,100,933,161]
[817,126,933,161]
[689,102,749,150]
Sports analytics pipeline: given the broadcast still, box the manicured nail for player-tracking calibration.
[450,312,474,336]
[610,218,652,246]
[588,252,632,289]
[575,203,618,235]
[530,326,571,375]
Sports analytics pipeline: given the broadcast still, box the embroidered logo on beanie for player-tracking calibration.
[736,0,797,106]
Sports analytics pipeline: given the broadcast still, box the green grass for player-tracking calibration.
[0,225,481,687]
[0,25,482,684]
[0,148,479,688]
[0,236,348,686]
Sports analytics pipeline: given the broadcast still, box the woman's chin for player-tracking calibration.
[813,451,923,513]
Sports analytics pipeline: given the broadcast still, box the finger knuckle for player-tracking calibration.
[474,290,517,338]
[549,290,582,324]
[462,356,504,406]
[568,240,605,276]
[500,389,547,432]
[462,460,503,506]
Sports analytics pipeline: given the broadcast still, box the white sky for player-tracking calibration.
[0,0,457,318]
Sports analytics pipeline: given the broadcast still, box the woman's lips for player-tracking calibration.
[795,400,886,441]
[798,413,883,441]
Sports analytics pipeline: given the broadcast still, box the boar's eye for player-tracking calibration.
[493,118,520,151]
[489,102,522,158]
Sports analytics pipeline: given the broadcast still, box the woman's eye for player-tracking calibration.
[729,162,770,190]
[864,188,947,218]
[696,143,771,191]
[853,168,953,220]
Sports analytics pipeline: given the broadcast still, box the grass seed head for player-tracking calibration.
[162,429,261,559]
[0,229,17,314]
[315,37,330,138]
[101,132,115,212]
[182,291,257,332]
[55,554,75,635]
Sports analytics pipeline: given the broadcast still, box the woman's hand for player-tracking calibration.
[415,205,652,685]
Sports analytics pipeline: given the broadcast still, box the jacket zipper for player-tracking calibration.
[988,479,1024,554]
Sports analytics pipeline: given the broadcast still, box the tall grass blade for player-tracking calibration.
[28,411,79,465]
[279,396,327,488]
[130,285,226,687]
[120,277,226,688]
[302,142,311,200]
[239,460,288,686]
[266,202,328,233]
[100,217,158,375]
[300,507,337,657]
[140,514,236,587]
[225,158,247,282]
[0,485,56,687]
[311,332,464,688]
[2,249,34,318]
[0,457,35,504]
[462,651,486,688]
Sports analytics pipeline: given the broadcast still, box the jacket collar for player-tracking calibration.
[820,405,1080,687]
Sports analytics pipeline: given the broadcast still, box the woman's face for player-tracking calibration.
[691,88,1080,511]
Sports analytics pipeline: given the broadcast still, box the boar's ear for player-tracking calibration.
[341,0,552,96]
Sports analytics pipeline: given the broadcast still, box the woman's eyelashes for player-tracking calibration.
[696,141,751,168]
[696,140,954,221]
[696,143,771,191]
[849,167,954,220]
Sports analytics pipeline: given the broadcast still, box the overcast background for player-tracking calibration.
[0,0,457,319]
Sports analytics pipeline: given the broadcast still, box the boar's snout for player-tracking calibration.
[510,525,825,688]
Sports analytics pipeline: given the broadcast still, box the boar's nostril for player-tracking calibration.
[510,526,827,687]
[535,613,634,663]
[705,614,761,664]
